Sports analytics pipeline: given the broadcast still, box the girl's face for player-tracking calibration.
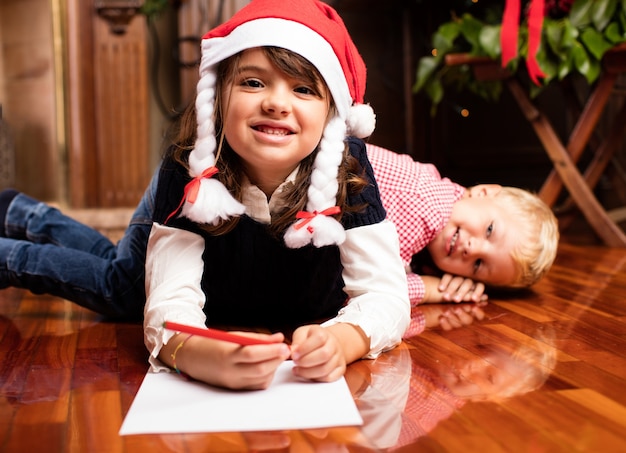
[426,185,522,286]
[220,48,330,194]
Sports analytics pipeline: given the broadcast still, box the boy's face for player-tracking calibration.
[426,185,523,286]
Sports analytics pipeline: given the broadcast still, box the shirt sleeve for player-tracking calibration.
[366,143,465,268]
[403,308,426,339]
[143,222,207,372]
[406,271,425,306]
[322,219,410,358]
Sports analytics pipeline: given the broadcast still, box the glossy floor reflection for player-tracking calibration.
[0,241,625,452]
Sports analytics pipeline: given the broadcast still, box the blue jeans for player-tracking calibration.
[0,170,158,319]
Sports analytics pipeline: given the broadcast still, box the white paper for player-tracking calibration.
[119,361,363,435]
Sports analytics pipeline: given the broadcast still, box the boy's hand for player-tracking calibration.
[290,325,346,383]
[422,274,488,303]
[421,302,487,330]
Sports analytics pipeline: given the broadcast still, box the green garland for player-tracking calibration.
[140,0,171,20]
[414,0,626,111]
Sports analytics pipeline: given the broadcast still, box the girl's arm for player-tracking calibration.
[143,223,289,389]
[289,220,409,382]
[290,322,369,382]
[143,223,208,372]
[320,219,411,358]
[160,331,290,390]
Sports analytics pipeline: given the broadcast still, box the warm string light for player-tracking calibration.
[443,101,471,118]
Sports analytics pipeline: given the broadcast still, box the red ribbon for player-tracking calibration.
[526,0,546,85]
[293,206,341,232]
[501,0,520,69]
[500,0,545,85]
[164,166,219,224]
[185,166,219,203]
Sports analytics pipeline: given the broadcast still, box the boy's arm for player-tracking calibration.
[406,270,426,306]
[421,274,488,304]
[403,302,488,338]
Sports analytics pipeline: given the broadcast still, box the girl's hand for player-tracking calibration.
[167,332,291,390]
[290,325,346,383]
[437,273,488,303]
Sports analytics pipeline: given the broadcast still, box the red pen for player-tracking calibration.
[163,321,277,346]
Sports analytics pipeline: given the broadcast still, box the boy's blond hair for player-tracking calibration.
[494,187,559,288]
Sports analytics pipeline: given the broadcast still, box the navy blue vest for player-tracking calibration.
[153,137,386,332]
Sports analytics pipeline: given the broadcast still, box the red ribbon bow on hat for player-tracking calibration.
[501,0,546,85]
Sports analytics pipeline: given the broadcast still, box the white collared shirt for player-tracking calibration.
[143,171,410,371]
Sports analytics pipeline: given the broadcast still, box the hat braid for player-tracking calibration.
[284,116,347,248]
[181,68,246,224]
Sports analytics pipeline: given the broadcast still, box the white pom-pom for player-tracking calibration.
[283,214,346,249]
[181,178,245,225]
[346,103,376,138]
[283,225,312,248]
[309,216,346,247]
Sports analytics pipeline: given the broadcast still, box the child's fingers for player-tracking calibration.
[438,273,454,291]
[449,279,476,302]
[441,276,466,300]
[439,303,486,330]
[439,310,463,329]
[438,313,457,330]
[292,350,343,381]
[292,352,336,377]
[290,325,344,382]
[204,340,290,390]
[448,280,487,303]
[290,325,331,364]
[471,304,487,320]
[233,356,288,390]
[235,342,292,363]
[469,282,487,302]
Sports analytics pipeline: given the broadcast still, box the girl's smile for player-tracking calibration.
[250,120,296,142]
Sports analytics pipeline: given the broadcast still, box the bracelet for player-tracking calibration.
[170,334,194,377]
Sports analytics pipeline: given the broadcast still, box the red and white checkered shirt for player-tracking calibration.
[366,144,465,336]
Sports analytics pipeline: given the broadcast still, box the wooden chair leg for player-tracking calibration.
[559,96,626,225]
[538,72,618,206]
[507,79,626,246]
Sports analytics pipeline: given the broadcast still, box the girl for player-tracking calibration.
[142,0,410,390]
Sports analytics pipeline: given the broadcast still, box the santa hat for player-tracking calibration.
[179,0,376,248]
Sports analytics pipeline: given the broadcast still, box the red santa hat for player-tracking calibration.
[179,0,376,248]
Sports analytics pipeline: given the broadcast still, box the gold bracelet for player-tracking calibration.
[170,334,194,377]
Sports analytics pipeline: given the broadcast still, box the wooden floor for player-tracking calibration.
[1,229,626,451]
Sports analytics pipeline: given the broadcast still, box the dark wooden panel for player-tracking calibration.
[65,0,150,208]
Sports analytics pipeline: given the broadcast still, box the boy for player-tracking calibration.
[365,144,559,337]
